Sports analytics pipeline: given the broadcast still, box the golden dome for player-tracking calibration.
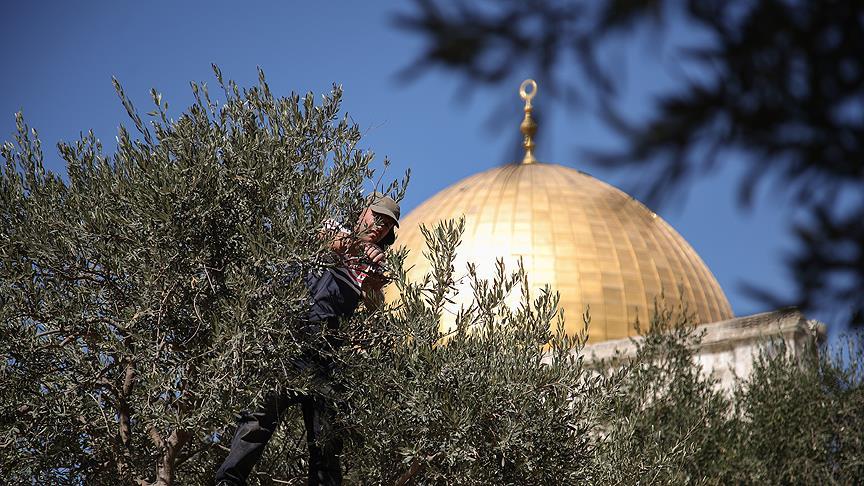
[393,162,734,343]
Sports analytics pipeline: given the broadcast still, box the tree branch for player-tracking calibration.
[118,359,135,448]
[155,429,191,486]
[116,358,136,479]
[394,457,423,486]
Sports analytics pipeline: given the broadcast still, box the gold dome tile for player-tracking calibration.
[390,163,734,343]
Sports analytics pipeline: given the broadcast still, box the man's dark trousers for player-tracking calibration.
[215,269,359,485]
[214,388,342,485]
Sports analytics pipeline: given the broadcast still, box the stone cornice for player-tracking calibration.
[581,308,826,366]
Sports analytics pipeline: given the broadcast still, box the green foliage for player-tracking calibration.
[722,336,864,484]
[234,216,864,486]
[589,305,734,485]
[0,66,404,484]
[2,69,863,485]
[336,219,611,484]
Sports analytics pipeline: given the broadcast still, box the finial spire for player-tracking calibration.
[519,79,538,164]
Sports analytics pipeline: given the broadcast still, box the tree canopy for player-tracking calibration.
[2,68,862,485]
[1,66,403,484]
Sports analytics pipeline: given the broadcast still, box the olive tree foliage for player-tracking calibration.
[2,67,863,485]
[591,307,864,486]
[0,66,406,485]
[237,215,864,486]
[336,219,614,484]
[589,306,734,485]
[229,218,622,485]
[722,336,864,484]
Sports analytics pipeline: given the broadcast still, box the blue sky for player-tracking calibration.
[1,2,816,332]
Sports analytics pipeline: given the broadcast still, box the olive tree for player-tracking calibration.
[0,66,404,484]
[4,66,861,485]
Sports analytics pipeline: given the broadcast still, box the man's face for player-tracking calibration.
[357,208,396,243]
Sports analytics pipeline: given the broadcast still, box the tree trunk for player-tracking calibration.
[116,359,136,479]
[153,429,191,486]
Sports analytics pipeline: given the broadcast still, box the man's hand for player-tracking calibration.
[361,242,386,264]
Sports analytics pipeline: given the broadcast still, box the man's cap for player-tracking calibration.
[368,191,400,227]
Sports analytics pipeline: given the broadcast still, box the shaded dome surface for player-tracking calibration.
[395,162,734,343]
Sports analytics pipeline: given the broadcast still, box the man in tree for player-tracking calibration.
[215,192,401,486]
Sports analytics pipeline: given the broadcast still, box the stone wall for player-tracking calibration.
[581,308,826,389]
